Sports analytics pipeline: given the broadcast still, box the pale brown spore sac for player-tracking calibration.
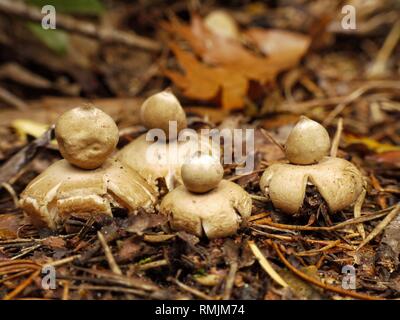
[285,116,330,165]
[55,106,119,169]
[140,90,187,140]
[181,153,224,193]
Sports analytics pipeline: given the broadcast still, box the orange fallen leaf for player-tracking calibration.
[165,43,248,110]
[163,15,310,109]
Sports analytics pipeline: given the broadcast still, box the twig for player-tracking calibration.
[11,244,41,260]
[169,276,214,300]
[330,117,343,157]
[0,0,160,51]
[357,204,400,250]
[248,241,288,288]
[294,240,341,257]
[222,260,238,300]
[43,254,81,268]
[354,189,367,239]
[0,182,19,208]
[0,86,28,110]
[3,269,40,300]
[0,125,53,185]
[281,80,400,114]
[137,259,168,271]
[368,21,400,77]
[97,231,122,276]
[269,241,383,300]
[62,281,70,300]
[254,207,395,232]
[260,128,286,154]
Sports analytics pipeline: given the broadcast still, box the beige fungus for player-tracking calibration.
[55,106,119,169]
[160,180,252,239]
[181,153,223,193]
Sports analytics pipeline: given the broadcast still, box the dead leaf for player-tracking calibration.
[366,151,400,168]
[42,236,66,249]
[165,43,248,110]
[163,15,310,110]
[125,213,167,235]
[0,213,22,240]
[245,28,311,69]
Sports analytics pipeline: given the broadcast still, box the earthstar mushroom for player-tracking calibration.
[160,153,252,239]
[118,91,219,189]
[260,116,364,215]
[20,106,157,230]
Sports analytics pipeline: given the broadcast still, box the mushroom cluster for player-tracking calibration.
[117,91,219,189]
[160,153,252,239]
[260,116,364,215]
[20,106,157,230]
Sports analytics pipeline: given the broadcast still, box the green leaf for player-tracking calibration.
[27,22,69,55]
[27,0,104,15]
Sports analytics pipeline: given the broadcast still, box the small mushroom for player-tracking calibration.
[160,154,252,239]
[181,153,224,193]
[118,91,219,189]
[55,105,119,169]
[260,116,364,215]
[285,116,330,165]
[20,107,157,230]
[140,90,187,139]
[204,10,240,40]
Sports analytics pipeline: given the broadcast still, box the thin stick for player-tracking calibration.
[3,269,40,300]
[357,204,400,250]
[169,277,214,300]
[97,231,122,276]
[137,259,168,271]
[294,240,341,257]
[260,128,285,154]
[254,207,393,232]
[281,80,400,114]
[330,117,343,157]
[248,241,288,288]
[368,21,400,77]
[0,86,27,110]
[43,254,81,268]
[0,0,160,51]
[269,241,383,300]
[222,261,238,300]
[354,189,367,239]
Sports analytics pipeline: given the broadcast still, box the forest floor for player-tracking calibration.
[0,0,399,300]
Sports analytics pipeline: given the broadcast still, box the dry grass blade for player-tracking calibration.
[357,203,400,250]
[248,241,288,288]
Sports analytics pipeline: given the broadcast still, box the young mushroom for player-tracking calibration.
[160,153,252,239]
[140,90,187,139]
[117,90,219,189]
[55,105,119,169]
[20,106,157,230]
[260,116,364,215]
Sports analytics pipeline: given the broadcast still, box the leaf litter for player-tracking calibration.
[0,0,399,300]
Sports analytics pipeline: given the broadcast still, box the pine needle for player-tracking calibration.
[248,241,288,288]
